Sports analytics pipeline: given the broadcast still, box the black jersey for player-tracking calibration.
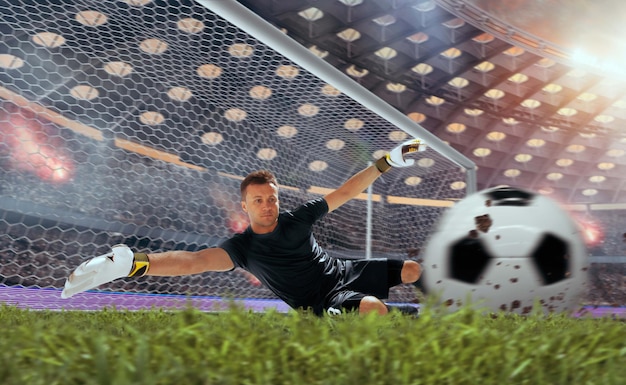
[220,198,344,313]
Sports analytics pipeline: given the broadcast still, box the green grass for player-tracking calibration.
[0,303,624,385]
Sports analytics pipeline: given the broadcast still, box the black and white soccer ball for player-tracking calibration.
[421,186,589,314]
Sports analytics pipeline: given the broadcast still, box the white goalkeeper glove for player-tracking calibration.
[61,244,150,299]
[375,138,427,173]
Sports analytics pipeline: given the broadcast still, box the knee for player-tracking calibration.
[359,296,388,315]
[401,260,421,284]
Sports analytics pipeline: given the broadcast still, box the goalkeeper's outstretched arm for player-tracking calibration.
[61,245,234,298]
[324,138,426,213]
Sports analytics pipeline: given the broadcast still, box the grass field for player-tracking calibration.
[0,302,625,385]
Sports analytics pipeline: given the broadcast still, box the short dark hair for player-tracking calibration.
[240,170,278,201]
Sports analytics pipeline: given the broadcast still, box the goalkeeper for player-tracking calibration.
[62,139,426,316]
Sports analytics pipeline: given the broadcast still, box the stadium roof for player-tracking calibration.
[2,0,625,205]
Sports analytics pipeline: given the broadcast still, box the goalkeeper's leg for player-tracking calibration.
[325,259,422,316]
[360,260,421,315]
[329,295,419,316]
[390,260,421,286]
[326,292,389,315]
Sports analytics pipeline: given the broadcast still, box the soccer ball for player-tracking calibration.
[421,186,589,314]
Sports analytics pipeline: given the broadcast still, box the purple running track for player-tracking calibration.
[0,285,290,312]
[1,285,624,318]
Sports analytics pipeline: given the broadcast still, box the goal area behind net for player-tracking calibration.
[0,0,474,310]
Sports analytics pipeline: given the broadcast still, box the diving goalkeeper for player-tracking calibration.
[62,139,426,316]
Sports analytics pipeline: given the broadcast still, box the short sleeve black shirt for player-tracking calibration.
[220,198,344,312]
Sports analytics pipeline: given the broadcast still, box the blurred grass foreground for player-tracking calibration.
[0,303,625,385]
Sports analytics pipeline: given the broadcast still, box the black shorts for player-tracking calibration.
[324,258,404,314]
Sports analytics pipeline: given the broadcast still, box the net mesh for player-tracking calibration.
[0,0,469,308]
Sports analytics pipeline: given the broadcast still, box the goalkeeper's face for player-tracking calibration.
[241,182,280,234]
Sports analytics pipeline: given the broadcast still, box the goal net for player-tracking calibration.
[0,0,473,310]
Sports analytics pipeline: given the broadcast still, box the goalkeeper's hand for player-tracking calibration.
[61,244,150,298]
[375,138,427,173]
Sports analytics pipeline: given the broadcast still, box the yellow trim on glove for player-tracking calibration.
[375,155,392,173]
[129,253,150,277]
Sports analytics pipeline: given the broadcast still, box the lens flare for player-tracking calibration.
[228,211,249,233]
[572,214,605,248]
[1,108,75,184]
[581,221,604,247]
